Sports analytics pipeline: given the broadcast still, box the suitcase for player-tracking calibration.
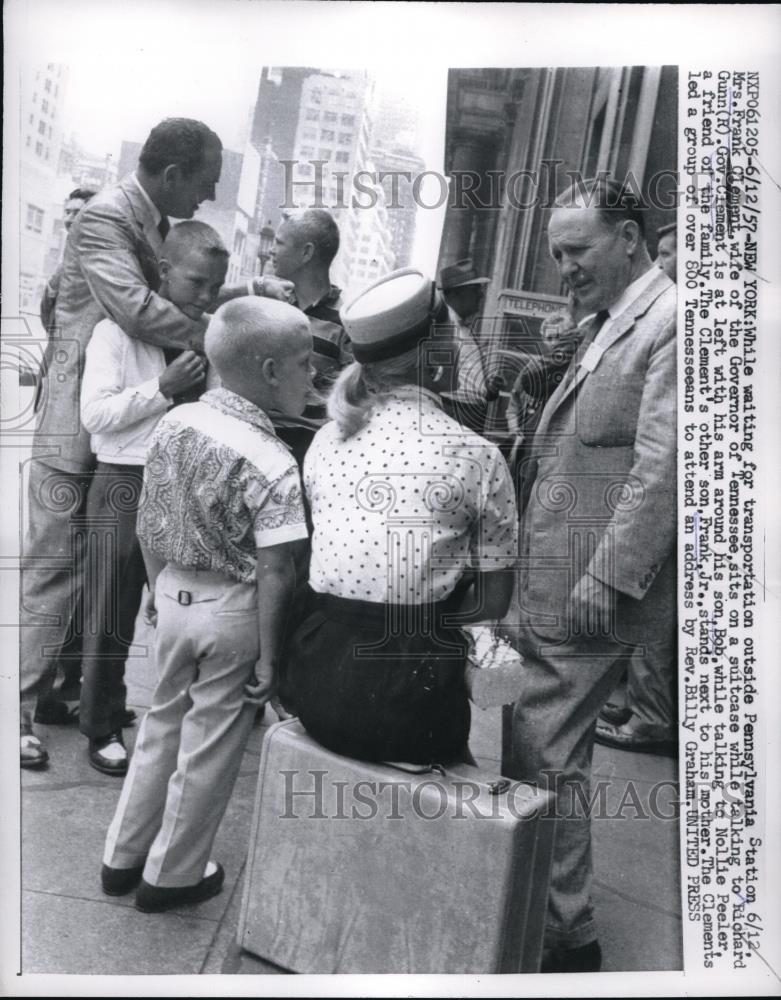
[237,719,555,974]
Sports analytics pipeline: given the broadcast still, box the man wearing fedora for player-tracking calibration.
[438,258,491,406]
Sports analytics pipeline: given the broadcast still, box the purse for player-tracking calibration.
[463,624,525,708]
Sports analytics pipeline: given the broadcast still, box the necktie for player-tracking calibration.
[161,347,208,408]
[157,216,170,241]
[560,309,610,390]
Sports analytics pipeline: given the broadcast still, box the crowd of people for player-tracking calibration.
[19,116,678,973]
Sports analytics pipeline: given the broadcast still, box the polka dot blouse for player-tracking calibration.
[304,385,518,605]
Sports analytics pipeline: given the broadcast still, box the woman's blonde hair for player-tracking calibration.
[327,346,424,439]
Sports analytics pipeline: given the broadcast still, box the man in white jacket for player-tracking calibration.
[79,221,228,775]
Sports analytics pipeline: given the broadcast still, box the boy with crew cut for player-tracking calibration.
[101,296,312,912]
[78,221,228,777]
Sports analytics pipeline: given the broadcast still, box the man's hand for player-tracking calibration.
[569,573,616,634]
[253,275,296,304]
[158,350,205,398]
[245,657,275,706]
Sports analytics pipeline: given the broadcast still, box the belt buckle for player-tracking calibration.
[177,590,192,606]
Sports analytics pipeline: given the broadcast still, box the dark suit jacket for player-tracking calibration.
[518,270,677,651]
[34,175,205,472]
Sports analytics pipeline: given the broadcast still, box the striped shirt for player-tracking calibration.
[137,388,308,584]
[297,285,353,394]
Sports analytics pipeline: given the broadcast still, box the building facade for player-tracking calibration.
[438,65,678,425]
[19,62,68,312]
[250,66,405,298]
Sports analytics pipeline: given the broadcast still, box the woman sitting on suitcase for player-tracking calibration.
[286,268,518,764]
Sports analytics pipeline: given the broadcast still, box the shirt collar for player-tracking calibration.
[202,388,277,435]
[294,284,342,314]
[607,265,660,320]
[131,172,162,227]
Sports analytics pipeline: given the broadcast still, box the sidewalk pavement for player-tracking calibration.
[19,614,682,977]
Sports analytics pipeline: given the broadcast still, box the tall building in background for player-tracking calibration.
[19,62,68,312]
[371,145,426,270]
[250,66,408,297]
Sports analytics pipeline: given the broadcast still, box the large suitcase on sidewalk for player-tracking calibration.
[237,719,555,974]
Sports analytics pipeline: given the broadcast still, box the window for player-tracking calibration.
[321,129,335,142]
[323,111,337,123]
[302,127,317,140]
[35,141,43,156]
[44,78,52,93]
[299,145,314,158]
[20,272,37,310]
[339,132,352,145]
[26,136,31,147]
[309,89,321,105]
[38,120,46,135]
[335,150,350,163]
[341,114,355,126]
[318,149,332,160]
[28,113,34,124]
[41,99,48,113]
[25,204,44,233]
[305,108,319,122]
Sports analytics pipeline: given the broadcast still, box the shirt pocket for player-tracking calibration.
[577,373,646,447]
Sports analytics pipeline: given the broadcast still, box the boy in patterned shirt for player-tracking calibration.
[100,297,312,912]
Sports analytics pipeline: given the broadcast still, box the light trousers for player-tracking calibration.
[510,635,628,950]
[103,565,259,887]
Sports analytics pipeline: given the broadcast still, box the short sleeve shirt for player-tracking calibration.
[137,388,308,584]
[304,386,518,604]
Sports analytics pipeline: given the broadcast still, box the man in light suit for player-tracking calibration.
[509,177,676,972]
[20,118,291,771]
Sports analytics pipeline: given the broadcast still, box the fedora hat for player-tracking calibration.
[341,267,450,364]
[438,258,490,291]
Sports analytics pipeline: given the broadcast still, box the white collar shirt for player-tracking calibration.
[304,386,518,605]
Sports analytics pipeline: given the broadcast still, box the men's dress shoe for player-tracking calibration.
[598,701,632,727]
[594,720,677,758]
[135,862,225,913]
[34,698,79,725]
[101,863,145,896]
[20,734,49,769]
[88,732,128,776]
[541,939,602,973]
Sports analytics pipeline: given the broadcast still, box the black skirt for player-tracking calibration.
[286,590,471,765]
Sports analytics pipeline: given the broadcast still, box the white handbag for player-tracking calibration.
[463,625,526,708]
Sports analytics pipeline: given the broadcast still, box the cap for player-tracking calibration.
[438,258,490,291]
[341,267,450,363]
